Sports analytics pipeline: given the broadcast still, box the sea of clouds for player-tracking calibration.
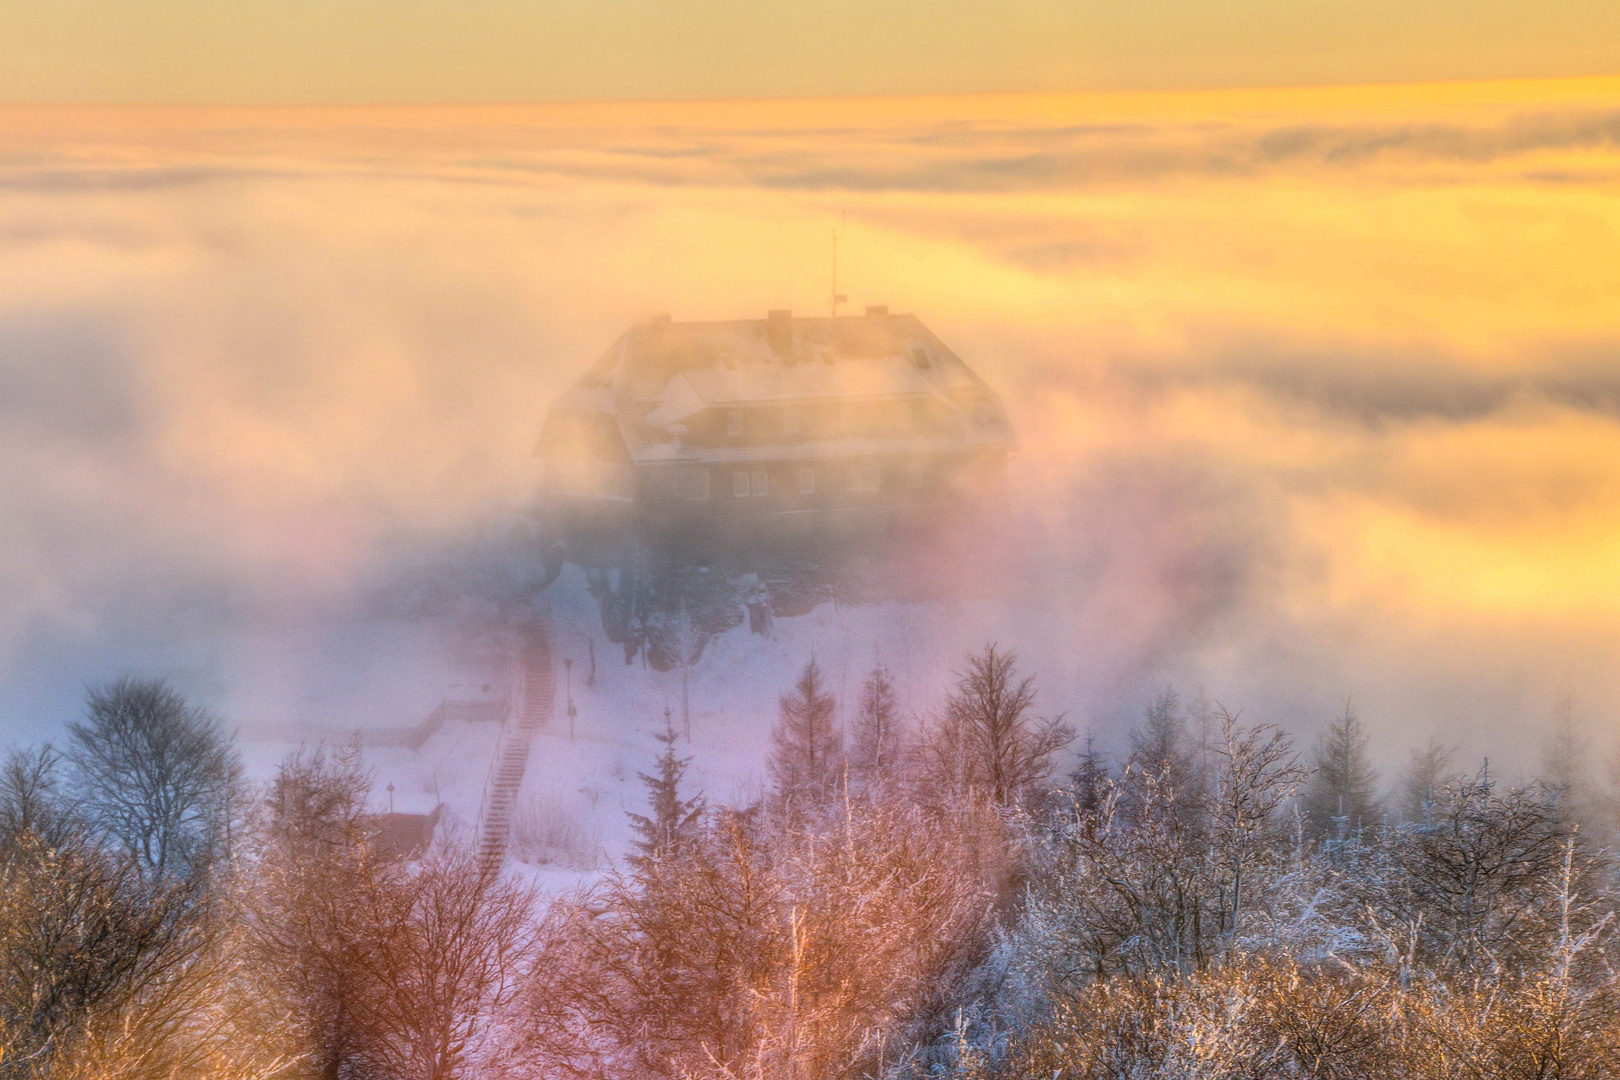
[3,85,1619,774]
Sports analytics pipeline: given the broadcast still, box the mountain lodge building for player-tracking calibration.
[539,308,1013,536]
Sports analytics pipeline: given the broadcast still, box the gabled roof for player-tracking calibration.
[648,356,936,426]
[546,308,1012,464]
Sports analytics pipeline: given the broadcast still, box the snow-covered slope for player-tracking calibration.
[227,559,1079,891]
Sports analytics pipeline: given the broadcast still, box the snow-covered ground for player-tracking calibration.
[205,560,1066,892]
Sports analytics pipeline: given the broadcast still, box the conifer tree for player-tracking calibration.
[626,708,702,870]
[1305,700,1381,839]
[1541,694,1591,825]
[849,662,902,785]
[1068,735,1110,818]
[1129,691,1199,785]
[1399,737,1455,822]
[1126,689,1204,820]
[769,659,842,814]
[941,644,1073,807]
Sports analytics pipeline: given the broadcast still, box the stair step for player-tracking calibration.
[474,623,555,874]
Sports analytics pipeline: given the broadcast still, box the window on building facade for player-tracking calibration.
[783,407,802,437]
[732,470,750,497]
[798,467,815,494]
[751,470,768,496]
[726,409,744,436]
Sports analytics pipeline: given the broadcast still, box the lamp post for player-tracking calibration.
[564,657,576,741]
[386,782,395,815]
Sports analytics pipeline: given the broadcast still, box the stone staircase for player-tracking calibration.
[476,623,552,877]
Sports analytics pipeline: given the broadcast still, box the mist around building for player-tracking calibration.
[8,86,1620,1079]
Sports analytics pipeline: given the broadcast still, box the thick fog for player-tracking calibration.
[3,87,1620,773]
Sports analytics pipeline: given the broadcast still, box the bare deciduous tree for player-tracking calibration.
[1361,767,1587,972]
[246,743,393,1079]
[361,845,537,1080]
[1,743,73,850]
[1209,708,1307,943]
[67,677,240,882]
[0,826,219,1075]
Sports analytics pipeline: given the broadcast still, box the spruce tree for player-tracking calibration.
[1127,689,1203,818]
[1398,737,1454,822]
[1541,694,1591,825]
[626,707,702,871]
[1068,734,1110,818]
[769,659,842,814]
[1305,700,1380,840]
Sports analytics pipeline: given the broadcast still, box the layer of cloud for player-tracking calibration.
[2,85,1619,771]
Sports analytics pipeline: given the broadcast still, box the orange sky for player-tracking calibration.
[5,1,1620,103]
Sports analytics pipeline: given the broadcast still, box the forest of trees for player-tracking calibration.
[5,655,1620,1078]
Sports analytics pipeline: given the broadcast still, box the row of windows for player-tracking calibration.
[581,462,936,502]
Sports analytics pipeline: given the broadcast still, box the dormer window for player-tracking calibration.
[726,409,744,436]
[910,347,930,370]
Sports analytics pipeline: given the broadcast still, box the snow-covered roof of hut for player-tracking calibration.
[546,308,1012,464]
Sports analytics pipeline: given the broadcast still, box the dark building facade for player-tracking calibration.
[539,308,1014,540]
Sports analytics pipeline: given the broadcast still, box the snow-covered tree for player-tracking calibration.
[627,708,703,871]
[1304,701,1380,840]
[848,662,902,790]
[925,645,1073,808]
[1398,737,1455,823]
[769,659,842,815]
[1127,689,1204,816]
[1542,694,1594,827]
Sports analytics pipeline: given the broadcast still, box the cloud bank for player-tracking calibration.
[2,83,1618,771]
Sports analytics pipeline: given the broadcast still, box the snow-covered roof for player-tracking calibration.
[545,309,1013,465]
[643,356,936,427]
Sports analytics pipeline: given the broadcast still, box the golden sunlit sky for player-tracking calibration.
[5,0,1620,103]
[2,3,1619,764]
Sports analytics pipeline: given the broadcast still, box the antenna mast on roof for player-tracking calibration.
[830,211,849,316]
